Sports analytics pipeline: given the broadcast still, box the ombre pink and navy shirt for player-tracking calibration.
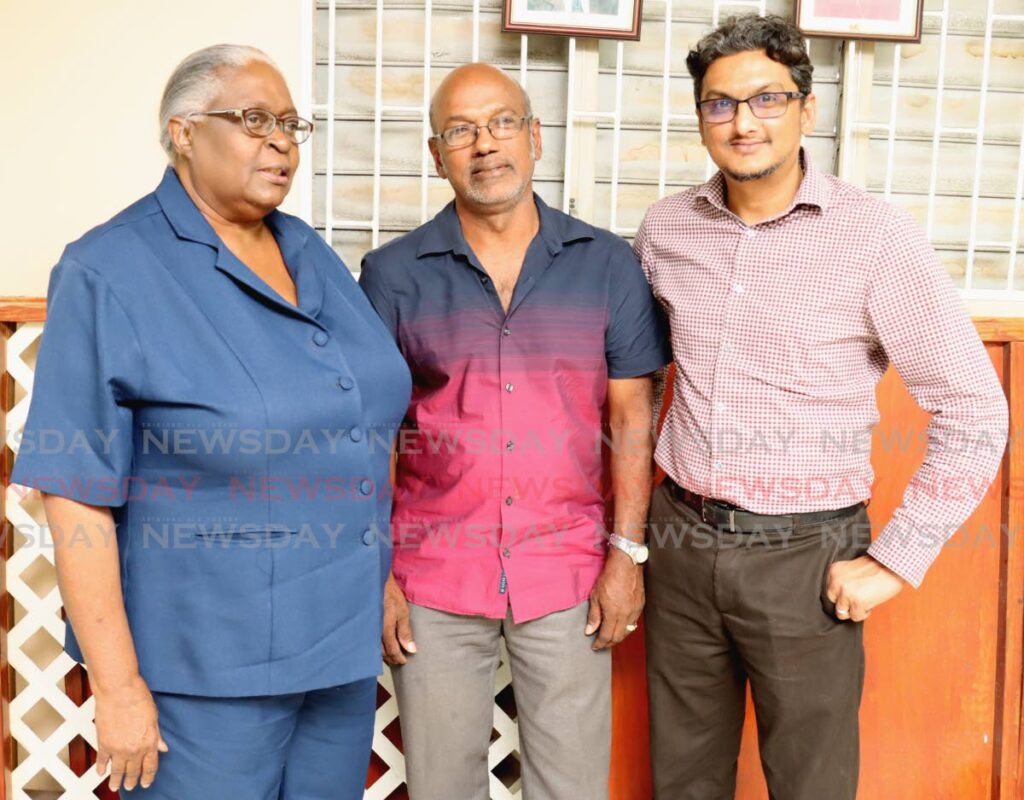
[360,196,670,621]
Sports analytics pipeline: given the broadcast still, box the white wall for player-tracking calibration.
[0,0,306,297]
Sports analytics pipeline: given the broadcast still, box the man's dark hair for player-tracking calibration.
[686,14,813,107]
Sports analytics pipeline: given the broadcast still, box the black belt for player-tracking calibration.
[667,479,863,533]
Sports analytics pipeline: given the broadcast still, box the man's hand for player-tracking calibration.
[382,572,417,665]
[93,674,169,793]
[826,555,906,622]
[585,549,645,650]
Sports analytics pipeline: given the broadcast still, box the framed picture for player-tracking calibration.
[502,0,643,40]
[795,0,924,42]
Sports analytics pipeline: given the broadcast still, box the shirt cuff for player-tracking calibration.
[866,520,939,589]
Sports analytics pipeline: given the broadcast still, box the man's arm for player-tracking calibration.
[828,209,1009,621]
[631,215,672,435]
[651,365,669,436]
[586,376,654,650]
[359,255,416,661]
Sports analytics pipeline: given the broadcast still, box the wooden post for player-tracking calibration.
[567,38,600,221]
[835,40,876,188]
[1,320,13,800]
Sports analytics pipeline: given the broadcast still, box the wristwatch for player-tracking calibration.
[608,533,649,565]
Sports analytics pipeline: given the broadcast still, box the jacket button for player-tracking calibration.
[337,376,355,390]
[503,327,511,336]
[362,529,376,545]
[359,479,373,495]
[313,330,329,346]
[505,383,514,393]
[350,428,364,442]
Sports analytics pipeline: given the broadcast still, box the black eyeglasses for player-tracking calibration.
[696,92,806,124]
[433,115,532,149]
[186,107,314,144]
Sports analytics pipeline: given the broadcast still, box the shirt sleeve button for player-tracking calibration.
[359,479,373,495]
[313,330,329,346]
[350,428,364,442]
[362,529,376,546]
[338,376,355,390]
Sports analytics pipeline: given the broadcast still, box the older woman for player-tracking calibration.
[12,45,411,798]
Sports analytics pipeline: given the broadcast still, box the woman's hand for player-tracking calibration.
[93,675,169,792]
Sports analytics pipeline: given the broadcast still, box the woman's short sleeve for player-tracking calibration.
[11,259,144,506]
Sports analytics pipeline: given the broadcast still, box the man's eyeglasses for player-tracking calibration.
[186,108,314,144]
[696,92,806,124]
[433,115,532,149]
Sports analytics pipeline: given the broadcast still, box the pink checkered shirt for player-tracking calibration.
[634,150,1008,587]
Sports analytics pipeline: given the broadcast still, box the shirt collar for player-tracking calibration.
[415,192,595,260]
[155,166,221,248]
[695,148,831,217]
[155,166,320,317]
[154,166,311,263]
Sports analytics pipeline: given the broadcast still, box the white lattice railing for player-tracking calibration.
[0,306,525,800]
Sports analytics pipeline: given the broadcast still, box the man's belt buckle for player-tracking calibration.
[701,499,736,533]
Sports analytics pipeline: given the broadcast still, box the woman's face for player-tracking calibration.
[177,61,300,223]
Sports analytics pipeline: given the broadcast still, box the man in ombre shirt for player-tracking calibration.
[359,63,669,799]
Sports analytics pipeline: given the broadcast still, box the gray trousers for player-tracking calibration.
[390,600,612,800]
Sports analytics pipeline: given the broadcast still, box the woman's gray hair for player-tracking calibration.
[159,44,278,160]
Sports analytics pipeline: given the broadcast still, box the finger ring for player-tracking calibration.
[836,607,850,617]
[625,623,638,632]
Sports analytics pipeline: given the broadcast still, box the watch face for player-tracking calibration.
[634,545,650,564]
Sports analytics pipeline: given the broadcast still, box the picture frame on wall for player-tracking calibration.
[501,0,643,40]
[795,0,924,42]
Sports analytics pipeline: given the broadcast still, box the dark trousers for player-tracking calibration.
[645,481,872,800]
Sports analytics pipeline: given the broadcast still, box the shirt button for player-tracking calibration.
[503,327,512,336]
[337,376,355,390]
[722,342,733,353]
[350,428,364,442]
[505,383,514,393]
[745,228,756,238]
[733,283,745,294]
[362,529,376,546]
[502,547,512,558]
[506,440,515,451]
[715,402,727,412]
[505,496,514,506]
[359,479,373,495]
[713,461,725,470]
[312,330,329,346]
[480,275,490,285]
